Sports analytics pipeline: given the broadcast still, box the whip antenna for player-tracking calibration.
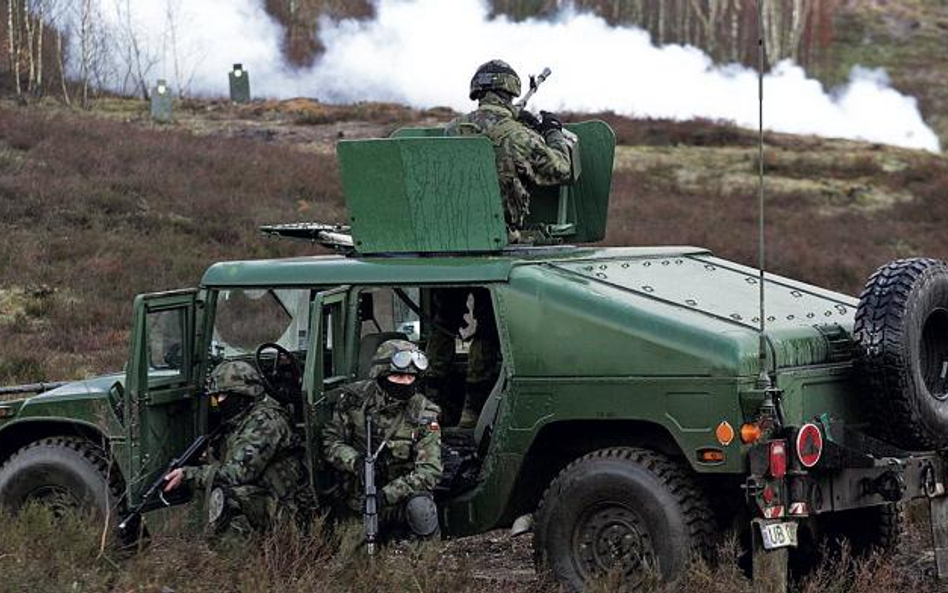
[756,1,770,389]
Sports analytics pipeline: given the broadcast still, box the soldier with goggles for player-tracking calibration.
[322,339,443,542]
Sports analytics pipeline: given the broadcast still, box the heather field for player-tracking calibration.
[1,97,947,384]
[2,98,948,591]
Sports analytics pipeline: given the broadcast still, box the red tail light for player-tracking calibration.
[769,440,788,478]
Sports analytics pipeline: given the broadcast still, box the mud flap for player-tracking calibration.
[931,496,948,578]
[752,519,789,593]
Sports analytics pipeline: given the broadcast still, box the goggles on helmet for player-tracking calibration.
[388,349,429,373]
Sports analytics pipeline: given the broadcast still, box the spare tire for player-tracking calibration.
[854,258,948,450]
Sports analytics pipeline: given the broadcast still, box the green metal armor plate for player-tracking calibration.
[337,136,508,253]
[388,120,616,246]
[523,120,615,243]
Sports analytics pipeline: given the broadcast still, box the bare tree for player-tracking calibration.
[8,0,21,95]
[112,0,157,99]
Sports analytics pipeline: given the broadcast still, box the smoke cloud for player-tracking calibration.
[88,0,940,152]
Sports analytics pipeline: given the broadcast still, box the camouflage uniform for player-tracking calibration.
[322,370,442,535]
[426,287,501,427]
[446,91,572,229]
[180,362,310,535]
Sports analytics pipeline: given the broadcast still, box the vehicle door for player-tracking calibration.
[124,289,208,508]
[301,286,351,491]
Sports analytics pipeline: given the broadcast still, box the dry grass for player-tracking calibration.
[0,105,344,384]
[1,502,945,593]
[2,99,948,386]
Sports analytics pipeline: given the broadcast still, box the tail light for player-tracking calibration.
[769,440,788,478]
[740,422,763,444]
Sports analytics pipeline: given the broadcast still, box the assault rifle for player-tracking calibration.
[364,415,379,556]
[117,433,211,536]
[515,66,551,110]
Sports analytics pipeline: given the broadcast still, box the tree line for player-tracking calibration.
[1,0,837,105]
[490,0,838,67]
[1,0,195,107]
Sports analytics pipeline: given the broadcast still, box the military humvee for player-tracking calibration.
[2,120,948,591]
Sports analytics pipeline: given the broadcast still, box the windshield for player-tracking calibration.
[212,289,311,356]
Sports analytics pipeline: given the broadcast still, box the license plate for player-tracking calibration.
[759,521,798,550]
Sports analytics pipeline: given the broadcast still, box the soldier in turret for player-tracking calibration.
[446,59,572,240]
[322,339,443,541]
[163,360,311,537]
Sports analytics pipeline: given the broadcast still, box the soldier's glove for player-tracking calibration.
[537,111,564,136]
[517,109,542,131]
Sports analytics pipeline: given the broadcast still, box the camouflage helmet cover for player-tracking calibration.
[470,59,521,100]
[370,339,427,379]
[208,360,265,398]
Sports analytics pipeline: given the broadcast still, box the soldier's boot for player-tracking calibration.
[458,381,493,429]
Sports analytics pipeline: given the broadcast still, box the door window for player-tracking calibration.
[147,308,186,378]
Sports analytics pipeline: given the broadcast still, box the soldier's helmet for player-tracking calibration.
[469,59,521,101]
[369,339,429,379]
[208,360,265,398]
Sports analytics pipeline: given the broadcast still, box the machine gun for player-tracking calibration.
[117,433,212,536]
[515,66,551,110]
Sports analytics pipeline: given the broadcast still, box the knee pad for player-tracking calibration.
[404,492,440,538]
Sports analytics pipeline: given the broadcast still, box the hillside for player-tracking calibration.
[1,97,947,386]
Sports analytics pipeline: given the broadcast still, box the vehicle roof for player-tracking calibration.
[200,246,710,287]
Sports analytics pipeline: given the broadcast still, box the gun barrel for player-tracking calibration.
[515,67,552,109]
[0,382,68,396]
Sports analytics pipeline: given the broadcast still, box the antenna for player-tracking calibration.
[756,1,770,390]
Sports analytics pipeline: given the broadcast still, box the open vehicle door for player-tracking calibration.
[124,289,208,508]
[301,286,350,491]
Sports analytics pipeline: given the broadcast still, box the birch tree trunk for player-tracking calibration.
[788,0,807,62]
[56,28,69,105]
[9,0,21,95]
[729,0,740,61]
[24,2,35,94]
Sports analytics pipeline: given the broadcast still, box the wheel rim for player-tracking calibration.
[572,503,656,585]
[920,308,948,401]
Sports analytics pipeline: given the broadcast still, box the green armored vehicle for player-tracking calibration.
[3,121,948,591]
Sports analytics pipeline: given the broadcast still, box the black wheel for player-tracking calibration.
[0,437,117,518]
[828,503,903,555]
[533,447,713,591]
[854,258,948,449]
[795,503,903,574]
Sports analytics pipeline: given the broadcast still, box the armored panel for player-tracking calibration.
[389,121,615,244]
[337,137,508,253]
[523,120,615,243]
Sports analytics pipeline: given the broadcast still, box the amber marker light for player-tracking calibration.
[715,421,735,446]
[698,449,726,463]
[740,423,763,444]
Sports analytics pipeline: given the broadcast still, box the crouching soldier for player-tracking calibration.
[163,360,311,537]
[322,339,443,542]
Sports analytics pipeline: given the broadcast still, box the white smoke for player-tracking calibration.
[82,0,941,152]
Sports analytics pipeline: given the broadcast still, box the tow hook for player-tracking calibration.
[861,470,906,502]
